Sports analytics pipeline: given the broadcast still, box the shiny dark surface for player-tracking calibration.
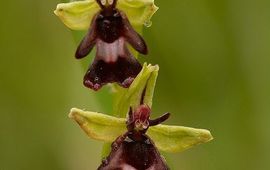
[84,57,142,91]
[96,10,123,43]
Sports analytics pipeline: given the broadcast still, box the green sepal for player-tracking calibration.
[112,63,159,117]
[69,108,213,153]
[147,124,213,153]
[54,0,158,31]
[54,0,99,30]
[69,108,126,142]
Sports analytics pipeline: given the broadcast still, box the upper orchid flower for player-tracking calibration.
[54,0,158,90]
[77,0,147,90]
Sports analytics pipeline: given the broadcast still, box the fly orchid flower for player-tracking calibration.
[54,0,158,90]
[77,0,148,90]
[68,64,213,169]
[98,105,170,170]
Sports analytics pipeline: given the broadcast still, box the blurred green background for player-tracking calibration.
[1,0,270,169]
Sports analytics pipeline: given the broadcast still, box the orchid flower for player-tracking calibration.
[54,0,158,90]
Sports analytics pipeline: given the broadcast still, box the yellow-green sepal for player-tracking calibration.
[112,63,159,117]
[69,108,126,142]
[147,124,213,153]
[54,0,158,31]
[54,0,99,30]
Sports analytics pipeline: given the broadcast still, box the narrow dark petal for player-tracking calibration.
[127,107,133,124]
[120,11,148,55]
[140,88,146,105]
[75,15,98,59]
[83,56,142,90]
[149,113,171,126]
[95,0,105,9]
[110,0,118,9]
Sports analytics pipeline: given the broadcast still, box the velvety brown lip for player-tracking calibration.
[75,0,147,91]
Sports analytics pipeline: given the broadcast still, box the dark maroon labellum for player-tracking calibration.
[98,105,170,170]
[76,0,148,91]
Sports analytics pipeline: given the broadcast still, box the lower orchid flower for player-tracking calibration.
[68,64,213,169]
[98,105,170,170]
